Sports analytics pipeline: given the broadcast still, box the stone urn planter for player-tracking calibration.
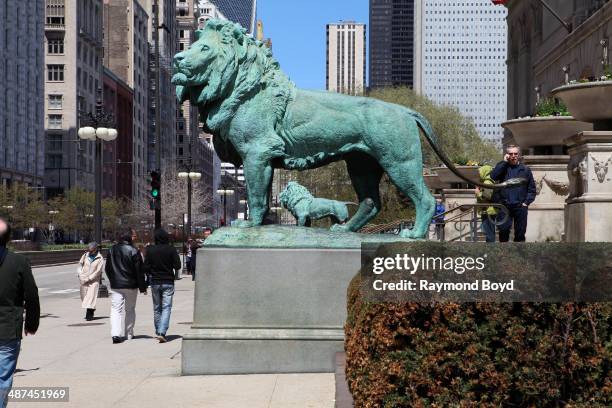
[424,173,444,190]
[501,116,592,148]
[551,81,612,128]
[432,166,480,186]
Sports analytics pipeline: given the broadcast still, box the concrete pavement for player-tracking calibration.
[13,263,335,407]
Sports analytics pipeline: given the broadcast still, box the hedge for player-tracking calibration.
[345,273,611,407]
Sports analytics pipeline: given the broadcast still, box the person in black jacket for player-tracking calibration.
[105,228,146,344]
[0,219,39,405]
[491,145,537,242]
[143,228,181,343]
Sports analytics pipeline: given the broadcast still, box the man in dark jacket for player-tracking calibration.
[491,145,537,242]
[142,228,181,343]
[0,219,39,405]
[105,228,146,344]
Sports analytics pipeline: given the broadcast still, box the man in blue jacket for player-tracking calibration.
[491,145,537,242]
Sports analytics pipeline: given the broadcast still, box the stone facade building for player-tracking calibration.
[326,22,366,95]
[103,0,149,202]
[0,0,46,188]
[103,68,134,199]
[505,0,610,122]
[43,0,104,197]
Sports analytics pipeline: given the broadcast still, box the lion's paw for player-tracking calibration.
[399,229,426,240]
[330,224,350,232]
[231,219,254,228]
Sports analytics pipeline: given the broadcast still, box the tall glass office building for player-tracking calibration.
[197,0,257,33]
[414,0,508,144]
[370,0,416,88]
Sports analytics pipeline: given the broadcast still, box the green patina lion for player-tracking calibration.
[279,181,351,227]
[172,19,519,239]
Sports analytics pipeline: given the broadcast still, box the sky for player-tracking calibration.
[257,0,369,90]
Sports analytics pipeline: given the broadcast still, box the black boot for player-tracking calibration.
[85,308,94,321]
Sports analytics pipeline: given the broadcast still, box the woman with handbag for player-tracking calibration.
[78,242,104,321]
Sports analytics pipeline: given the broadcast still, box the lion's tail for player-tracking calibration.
[409,111,526,190]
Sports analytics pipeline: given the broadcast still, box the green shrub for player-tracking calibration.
[534,98,570,117]
[345,273,611,407]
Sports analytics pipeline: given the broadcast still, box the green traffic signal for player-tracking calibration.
[151,189,159,198]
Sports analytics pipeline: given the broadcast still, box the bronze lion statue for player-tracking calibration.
[172,19,521,239]
[279,182,351,227]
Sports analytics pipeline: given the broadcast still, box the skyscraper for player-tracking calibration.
[43,0,104,196]
[369,0,416,89]
[196,0,257,33]
[414,0,508,144]
[326,22,366,95]
[0,0,45,187]
[103,0,149,202]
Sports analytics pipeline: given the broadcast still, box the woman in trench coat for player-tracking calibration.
[78,242,104,321]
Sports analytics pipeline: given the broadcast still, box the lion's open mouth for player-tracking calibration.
[172,69,212,104]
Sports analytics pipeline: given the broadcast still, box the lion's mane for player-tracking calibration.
[279,182,313,212]
[198,19,295,133]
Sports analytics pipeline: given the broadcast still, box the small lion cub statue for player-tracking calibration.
[279,182,351,227]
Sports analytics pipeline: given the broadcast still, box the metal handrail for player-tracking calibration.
[360,203,509,241]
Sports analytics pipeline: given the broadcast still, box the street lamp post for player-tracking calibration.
[216,188,234,227]
[177,171,202,238]
[78,89,116,299]
[77,88,117,245]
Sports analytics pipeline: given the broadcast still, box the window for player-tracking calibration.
[48,114,62,129]
[46,0,65,26]
[179,30,185,38]
[48,94,62,109]
[47,64,64,81]
[47,154,63,169]
[48,134,63,150]
[47,38,64,54]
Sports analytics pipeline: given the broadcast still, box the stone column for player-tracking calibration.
[564,131,612,242]
[522,155,570,241]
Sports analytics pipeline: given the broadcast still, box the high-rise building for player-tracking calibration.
[369,0,416,89]
[0,1,45,188]
[43,0,104,197]
[103,0,149,202]
[144,0,177,174]
[176,0,216,217]
[414,0,508,144]
[196,0,257,33]
[103,68,134,199]
[326,22,366,95]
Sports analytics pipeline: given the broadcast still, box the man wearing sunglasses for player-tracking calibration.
[491,145,537,242]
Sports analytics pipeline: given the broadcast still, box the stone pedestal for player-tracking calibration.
[522,155,570,242]
[564,131,612,242]
[182,244,360,375]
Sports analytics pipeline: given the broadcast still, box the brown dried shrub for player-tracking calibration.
[345,273,611,407]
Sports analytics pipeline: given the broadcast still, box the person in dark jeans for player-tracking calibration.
[491,145,537,242]
[0,219,39,406]
[143,228,181,343]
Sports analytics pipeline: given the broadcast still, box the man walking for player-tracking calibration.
[0,219,39,406]
[491,145,537,242]
[143,229,181,343]
[105,228,146,344]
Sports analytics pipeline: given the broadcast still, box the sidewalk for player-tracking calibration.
[13,273,335,408]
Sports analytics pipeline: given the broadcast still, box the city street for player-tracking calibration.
[12,263,335,408]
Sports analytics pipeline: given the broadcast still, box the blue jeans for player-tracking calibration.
[151,284,174,336]
[498,205,528,242]
[0,339,20,407]
[481,214,496,243]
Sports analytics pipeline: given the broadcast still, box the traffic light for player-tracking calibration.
[150,171,161,199]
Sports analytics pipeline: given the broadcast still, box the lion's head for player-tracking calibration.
[279,182,314,211]
[172,19,294,131]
